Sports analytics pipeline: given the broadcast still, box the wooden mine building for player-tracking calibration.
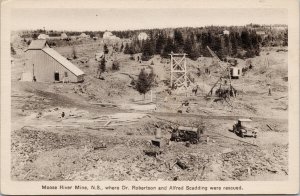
[22,40,84,83]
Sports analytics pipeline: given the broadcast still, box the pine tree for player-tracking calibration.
[162,38,174,58]
[230,32,238,56]
[72,46,77,59]
[173,30,184,53]
[104,44,109,54]
[155,33,166,55]
[141,39,154,61]
[120,43,124,52]
[100,57,106,72]
[136,68,155,99]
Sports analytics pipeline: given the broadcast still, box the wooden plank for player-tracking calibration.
[266,124,273,131]
[104,120,111,126]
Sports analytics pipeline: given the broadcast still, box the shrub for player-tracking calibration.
[112,60,120,71]
[10,44,16,55]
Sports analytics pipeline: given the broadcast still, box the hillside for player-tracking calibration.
[10,32,288,181]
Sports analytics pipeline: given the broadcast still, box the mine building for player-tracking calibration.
[230,66,242,79]
[22,39,84,83]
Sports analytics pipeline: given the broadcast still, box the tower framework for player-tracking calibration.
[169,53,188,88]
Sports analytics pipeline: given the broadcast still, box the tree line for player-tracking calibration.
[122,25,287,60]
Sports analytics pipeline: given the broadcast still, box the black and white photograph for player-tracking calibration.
[1,0,299,195]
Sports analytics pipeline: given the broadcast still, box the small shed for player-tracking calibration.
[61,33,68,40]
[256,31,266,35]
[223,30,230,35]
[103,31,113,39]
[37,34,49,40]
[79,33,89,38]
[138,32,148,41]
[23,40,84,83]
[230,66,242,79]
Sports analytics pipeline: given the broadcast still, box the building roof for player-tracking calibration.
[238,119,252,122]
[61,33,68,38]
[27,39,48,50]
[256,31,266,35]
[42,47,84,76]
[138,32,148,41]
[103,31,113,39]
[37,34,49,39]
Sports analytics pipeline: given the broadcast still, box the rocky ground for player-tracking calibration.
[10,36,288,181]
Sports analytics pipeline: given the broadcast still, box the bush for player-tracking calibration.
[141,55,152,61]
[129,55,135,60]
[112,60,120,71]
[10,44,16,55]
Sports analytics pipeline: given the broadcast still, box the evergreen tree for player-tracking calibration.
[173,30,184,52]
[104,44,109,54]
[283,29,288,46]
[136,68,155,99]
[100,56,106,73]
[124,43,134,55]
[141,39,155,61]
[241,30,252,50]
[162,38,175,58]
[120,43,124,52]
[155,33,166,55]
[97,56,106,78]
[230,32,238,56]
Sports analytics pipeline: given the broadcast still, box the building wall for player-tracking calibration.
[230,67,241,77]
[25,50,81,82]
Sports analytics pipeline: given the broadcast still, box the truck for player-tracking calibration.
[170,126,203,144]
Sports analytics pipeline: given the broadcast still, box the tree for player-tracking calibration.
[162,38,175,58]
[173,30,184,52]
[104,44,109,54]
[97,56,106,78]
[230,32,238,56]
[155,33,166,54]
[120,43,124,52]
[124,43,134,55]
[241,30,252,50]
[32,33,38,40]
[141,39,155,61]
[136,68,155,99]
[72,46,77,59]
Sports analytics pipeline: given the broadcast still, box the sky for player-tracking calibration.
[11,8,288,31]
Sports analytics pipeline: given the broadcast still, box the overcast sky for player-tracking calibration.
[11,8,288,31]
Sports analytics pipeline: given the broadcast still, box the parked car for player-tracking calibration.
[233,119,258,138]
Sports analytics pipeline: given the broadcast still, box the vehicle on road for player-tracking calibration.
[233,118,258,138]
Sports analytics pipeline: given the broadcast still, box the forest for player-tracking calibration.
[120,25,288,60]
[18,24,288,60]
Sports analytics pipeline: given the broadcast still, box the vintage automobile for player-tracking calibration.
[232,119,258,138]
[170,126,202,144]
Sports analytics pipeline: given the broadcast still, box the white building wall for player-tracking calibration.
[25,50,81,82]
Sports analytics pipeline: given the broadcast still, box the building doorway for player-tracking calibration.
[54,72,60,81]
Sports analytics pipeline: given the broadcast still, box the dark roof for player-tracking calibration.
[28,39,47,50]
